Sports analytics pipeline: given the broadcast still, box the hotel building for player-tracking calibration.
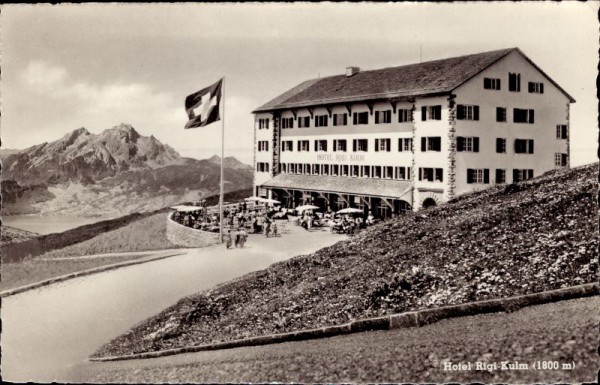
[252,48,574,216]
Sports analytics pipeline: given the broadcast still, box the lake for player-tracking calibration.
[2,215,115,235]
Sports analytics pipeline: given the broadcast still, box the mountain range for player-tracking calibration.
[1,124,253,217]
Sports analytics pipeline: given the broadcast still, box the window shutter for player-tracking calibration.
[353,139,357,152]
[314,140,318,151]
[540,83,544,94]
[437,169,443,182]
[457,105,465,120]
[496,107,502,122]
[517,74,521,91]
[496,138,502,153]
[457,137,464,152]
[484,169,490,184]
[529,140,534,154]
[562,126,568,139]
[333,139,337,152]
[434,137,441,151]
[418,168,423,181]
[513,169,519,182]
[467,169,473,184]
[473,137,480,152]
[398,139,403,152]
[297,141,300,151]
[474,105,480,121]
[375,139,379,152]
[495,169,502,183]
[528,82,534,93]
[529,109,534,124]
[343,114,347,125]
[421,106,427,121]
[386,139,391,152]
[353,113,357,125]
[484,78,490,89]
[375,112,380,124]
[421,137,427,152]
[528,170,533,179]
[497,79,501,90]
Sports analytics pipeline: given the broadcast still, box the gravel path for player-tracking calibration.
[1,224,345,382]
[70,296,599,383]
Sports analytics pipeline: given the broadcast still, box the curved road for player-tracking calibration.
[1,225,346,382]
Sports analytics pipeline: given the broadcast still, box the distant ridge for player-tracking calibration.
[1,125,253,217]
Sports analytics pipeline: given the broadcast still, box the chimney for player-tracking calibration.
[346,66,360,77]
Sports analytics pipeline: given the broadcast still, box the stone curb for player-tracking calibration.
[0,251,185,298]
[89,282,598,362]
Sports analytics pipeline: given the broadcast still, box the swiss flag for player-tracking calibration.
[184,79,222,129]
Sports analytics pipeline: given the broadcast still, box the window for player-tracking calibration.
[375,110,392,124]
[384,166,394,179]
[322,164,330,175]
[256,162,269,172]
[398,109,412,123]
[508,72,521,92]
[375,138,391,152]
[281,117,294,129]
[257,141,269,152]
[257,118,269,129]
[421,137,442,152]
[353,139,368,152]
[303,164,311,174]
[395,166,410,180]
[298,116,310,128]
[484,77,501,90]
[496,107,507,123]
[513,169,534,182]
[295,163,302,174]
[496,138,507,153]
[398,138,413,152]
[514,139,534,154]
[555,153,568,167]
[353,111,369,125]
[373,166,382,178]
[333,113,348,126]
[281,163,287,173]
[312,164,320,175]
[457,137,480,152]
[351,165,360,177]
[495,169,506,184]
[297,140,310,152]
[315,115,328,127]
[528,82,544,94]
[457,104,480,121]
[513,108,534,124]
[331,165,339,176]
[281,140,293,152]
[341,165,349,177]
[314,140,328,152]
[421,105,442,121]
[556,125,568,139]
[419,168,443,182]
[362,165,371,178]
[333,139,347,152]
[467,168,490,184]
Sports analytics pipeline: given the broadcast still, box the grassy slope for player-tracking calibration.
[1,226,39,245]
[40,212,176,259]
[94,163,598,358]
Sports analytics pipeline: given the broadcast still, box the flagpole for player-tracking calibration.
[219,77,225,244]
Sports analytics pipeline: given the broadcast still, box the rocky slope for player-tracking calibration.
[1,125,253,216]
[93,163,598,358]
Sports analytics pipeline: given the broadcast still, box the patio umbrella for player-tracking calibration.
[244,196,262,202]
[337,207,364,214]
[295,204,320,212]
[259,198,281,204]
[170,205,204,212]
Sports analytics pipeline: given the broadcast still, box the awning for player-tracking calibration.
[260,174,413,201]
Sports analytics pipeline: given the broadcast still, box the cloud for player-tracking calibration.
[21,61,68,89]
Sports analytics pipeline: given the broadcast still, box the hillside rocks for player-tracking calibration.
[93,163,598,358]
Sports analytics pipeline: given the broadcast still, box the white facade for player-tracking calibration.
[253,49,573,213]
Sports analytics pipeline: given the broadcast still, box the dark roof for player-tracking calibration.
[254,48,574,112]
[260,174,413,200]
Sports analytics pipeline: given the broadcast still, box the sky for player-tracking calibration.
[1,2,598,166]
